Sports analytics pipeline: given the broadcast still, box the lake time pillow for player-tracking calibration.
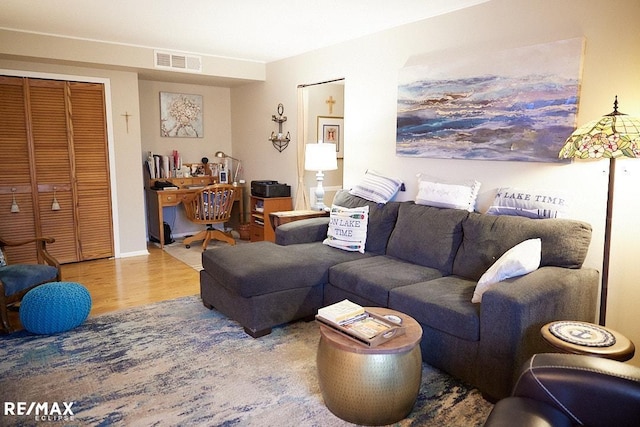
[323,205,369,253]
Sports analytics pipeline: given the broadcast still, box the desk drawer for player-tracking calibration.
[191,177,212,186]
[172,177,214,187]
[160,192,189,204]
[172,178,190,187]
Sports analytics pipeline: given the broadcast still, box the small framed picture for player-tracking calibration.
[219,169,228,184]
[317,116,344,158]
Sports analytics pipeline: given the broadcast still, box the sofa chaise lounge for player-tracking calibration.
[200,190,598,399]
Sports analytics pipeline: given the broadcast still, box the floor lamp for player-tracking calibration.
[559,97,640,325]
[305,142,338,211]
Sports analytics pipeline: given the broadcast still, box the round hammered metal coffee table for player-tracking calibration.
[316,307,423,425]
[541,320,635,362]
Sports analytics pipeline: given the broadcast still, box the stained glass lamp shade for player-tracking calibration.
[559,97,640,160]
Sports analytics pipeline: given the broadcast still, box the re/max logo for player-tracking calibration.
[4,401,74,417]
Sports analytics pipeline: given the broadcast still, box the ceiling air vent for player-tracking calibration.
[154,50,202,73]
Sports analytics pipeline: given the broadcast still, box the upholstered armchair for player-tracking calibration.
[0,236,61,333]
[483,353,640,427]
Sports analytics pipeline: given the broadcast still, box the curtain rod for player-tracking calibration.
[297,78,344,88]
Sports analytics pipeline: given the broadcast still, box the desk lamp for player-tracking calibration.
[215,151,242,185]
[305,142,338,211]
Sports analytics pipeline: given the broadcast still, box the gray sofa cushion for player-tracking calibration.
[389,276,480,341]
[201,241,369,298]
[328,255,443,306]
[452,213,592,281]
[275,217,330,245]
[386,203,468,273]
[332,190,399,254]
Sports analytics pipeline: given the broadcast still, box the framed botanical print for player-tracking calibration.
[317,116,344,158]
[160,92,203,138]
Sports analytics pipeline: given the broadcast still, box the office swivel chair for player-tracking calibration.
[183,184,236,250]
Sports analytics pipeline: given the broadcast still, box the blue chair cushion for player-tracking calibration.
[0,264,59,296]
[20,282,92,334]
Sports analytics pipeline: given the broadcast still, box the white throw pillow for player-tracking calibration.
[472,238,542,303]
[415,174,481,212]
[323,205,369,253]
[486,187,568,219]
[349,170,403,204]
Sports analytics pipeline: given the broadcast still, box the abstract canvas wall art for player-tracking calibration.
[396,38,584,162]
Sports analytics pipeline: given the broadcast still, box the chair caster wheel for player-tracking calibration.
[185,245,191,249]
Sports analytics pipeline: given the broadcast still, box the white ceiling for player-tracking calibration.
[1,0,488,63]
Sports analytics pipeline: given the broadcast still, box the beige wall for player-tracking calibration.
[231,0,640,365]
[0,28,266,84]
[138,81,232,164]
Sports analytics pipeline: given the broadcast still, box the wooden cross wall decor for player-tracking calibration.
[122,111,132,133]
[326,96,336,115]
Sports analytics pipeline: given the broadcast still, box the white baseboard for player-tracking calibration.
[117,249,150,258]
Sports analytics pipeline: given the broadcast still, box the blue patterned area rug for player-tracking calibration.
[0,296,492,426]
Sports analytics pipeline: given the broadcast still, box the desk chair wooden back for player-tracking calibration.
[182,184,236,250]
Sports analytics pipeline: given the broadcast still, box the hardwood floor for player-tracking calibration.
[7,244,200,331]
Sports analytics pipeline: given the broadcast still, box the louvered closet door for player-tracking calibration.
[0,76,114,264]
[0,76,38,262]
[69,82,113,260]
[28,79,78,263]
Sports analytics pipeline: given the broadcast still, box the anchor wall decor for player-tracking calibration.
[268,103,290,152]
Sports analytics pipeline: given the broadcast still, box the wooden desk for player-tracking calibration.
[145,178,244,248]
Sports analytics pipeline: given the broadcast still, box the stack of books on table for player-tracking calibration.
[315,299,405,347]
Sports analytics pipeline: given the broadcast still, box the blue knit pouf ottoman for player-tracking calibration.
[20,282,92,334]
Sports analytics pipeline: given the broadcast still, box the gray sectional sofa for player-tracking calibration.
[200,190,598,399]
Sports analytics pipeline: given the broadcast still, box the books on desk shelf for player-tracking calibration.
[316,300,405,347]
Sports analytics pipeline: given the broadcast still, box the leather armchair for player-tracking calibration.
[483,353,640,427]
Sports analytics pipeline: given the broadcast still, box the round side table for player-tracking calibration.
[541,320,635,362]
[316,307,423,426]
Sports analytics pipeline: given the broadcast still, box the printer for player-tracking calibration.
[251,180,291,198]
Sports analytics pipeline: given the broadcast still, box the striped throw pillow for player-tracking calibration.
[349,170,403,204]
